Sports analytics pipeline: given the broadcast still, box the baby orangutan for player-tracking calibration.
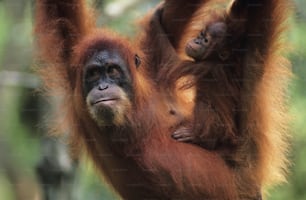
[172,20,237,153]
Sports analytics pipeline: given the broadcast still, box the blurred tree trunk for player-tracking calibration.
[36,135,78,200]
[0,134,40,200]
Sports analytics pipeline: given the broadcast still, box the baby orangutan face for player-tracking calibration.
[185,22,227,61]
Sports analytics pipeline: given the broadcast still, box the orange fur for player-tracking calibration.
[35,1,238,198]
[34,0,292,199]
[165,0,293,198]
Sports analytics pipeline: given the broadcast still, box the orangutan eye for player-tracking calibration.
[107,65,122,79]
[135,54,141,68]
[86,67,101,82]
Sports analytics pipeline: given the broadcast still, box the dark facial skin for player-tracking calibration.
[83,50,132,95]
[185,22,227,61]
[83,50,136,125]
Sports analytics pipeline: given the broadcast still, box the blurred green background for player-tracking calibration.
[0,0,305,199]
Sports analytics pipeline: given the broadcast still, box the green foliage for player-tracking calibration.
[0,174,14,200]
[0,4,10,68]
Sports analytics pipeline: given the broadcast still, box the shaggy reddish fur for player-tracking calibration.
[35,0,292,199]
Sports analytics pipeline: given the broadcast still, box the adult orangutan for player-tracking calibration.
[35,0,292,199]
